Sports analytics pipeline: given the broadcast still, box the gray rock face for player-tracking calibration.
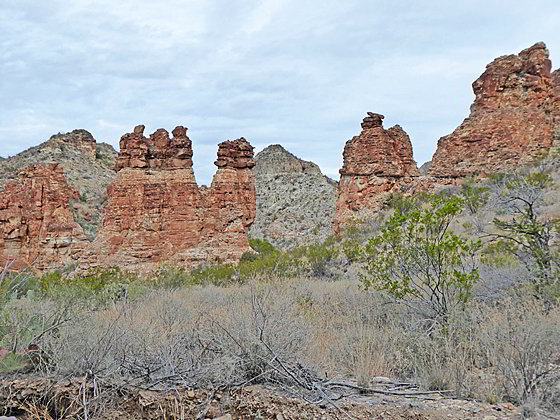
[250,145,337,249]
[419,160,432,175]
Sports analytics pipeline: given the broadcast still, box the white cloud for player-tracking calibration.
[1,0,559,183]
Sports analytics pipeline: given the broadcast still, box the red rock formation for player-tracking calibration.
[0,164,87,271]
[430,42,560,178]
[116,125,193,170]
[334,113,419,231]
[87,127,256,271]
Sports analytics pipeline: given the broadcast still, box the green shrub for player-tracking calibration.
[361,193,481,325]
[490,171,560,290]
[39,267,138,303]
[292,241,339,277]
[149,266,197,289]
[240,251,259,263]
[248,238,278,255]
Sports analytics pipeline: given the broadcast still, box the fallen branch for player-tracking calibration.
[324,380,454,397]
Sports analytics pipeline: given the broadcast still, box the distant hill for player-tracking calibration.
[250,144,338,249]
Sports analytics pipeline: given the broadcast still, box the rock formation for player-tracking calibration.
[335,43,560,231]
[250,145,337,248]
[334,113,419,231]
[430,42,560,178]
[85,126,256,271]
[0,129,117,240]
[0,164,87,271]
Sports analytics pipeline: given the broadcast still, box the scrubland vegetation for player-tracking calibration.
[1,157,560,418]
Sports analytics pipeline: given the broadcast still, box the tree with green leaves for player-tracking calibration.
[361,193,481,326]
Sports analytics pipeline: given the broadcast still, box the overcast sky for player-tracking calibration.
[1,1,559,184]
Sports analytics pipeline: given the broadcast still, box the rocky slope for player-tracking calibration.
[250,145,337,249]
[0,130,118,240]
[334,113,420,232]
[430,42,560,178]
[83,126,256,272]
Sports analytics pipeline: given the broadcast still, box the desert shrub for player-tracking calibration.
[291,239,340,278]
[387,192,420,214]
[41,282,312,390]
[189,264,238,286]
[13,273,557,416]
[148,266,197,289]
[361,193,482,326]
[238,251,301,280]
[248,238,278,255]
[42,305,129,377]
[486,170,560,291]
[459,178,490,215]
[480,298,560,409]
[39,267,138,304]
[304,287,397,385]
[239,251,258,262]
[0,270,37,306]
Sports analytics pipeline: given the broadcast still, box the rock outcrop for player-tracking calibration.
[430,42,560,178]
[0,130,117,240]
[116,125,193,170]
[86,126,256,271]
[334,113,419,231]
[250,145,337,248]
[335,43,560,231]
[0,164,87,271]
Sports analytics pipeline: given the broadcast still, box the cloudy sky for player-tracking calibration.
[1,1,559,184]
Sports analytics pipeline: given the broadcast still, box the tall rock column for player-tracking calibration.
[198,138,256,262]
[0,163,87,271]
[334,113,419,232]
[88,126,256,272]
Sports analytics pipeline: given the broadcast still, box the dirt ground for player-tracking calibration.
[0,376,544,420]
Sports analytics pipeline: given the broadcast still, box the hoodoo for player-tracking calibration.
[334,43,560,232]
[86,126,256,271]
[334,113,419,231]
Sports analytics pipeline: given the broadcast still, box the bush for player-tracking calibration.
[487,170,560,291]
[480,299,560,408]
[361,193,482,326]
[248,238,278,255]
[39,267,138,303]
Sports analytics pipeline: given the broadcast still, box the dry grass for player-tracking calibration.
[3,275,560,417]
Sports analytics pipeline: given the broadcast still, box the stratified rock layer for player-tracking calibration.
[0,129,117,240]
[250,145,337,249]
[335,43,560,232]
[87,127,256,271]
[0,164,87,271]
[334,113,419,231]
[430,42,560,178]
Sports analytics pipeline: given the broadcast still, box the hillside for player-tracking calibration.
[250,144,337,249]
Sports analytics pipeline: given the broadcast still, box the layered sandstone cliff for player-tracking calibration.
[0,164,87,271]
[250,145,337,248]
[0,130,117,240]
[334,113,419,231]
[430,42,560,178]
[335,43,560,231]
[85,126,256,271]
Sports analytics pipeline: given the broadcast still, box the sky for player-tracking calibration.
[1,1,559,184]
